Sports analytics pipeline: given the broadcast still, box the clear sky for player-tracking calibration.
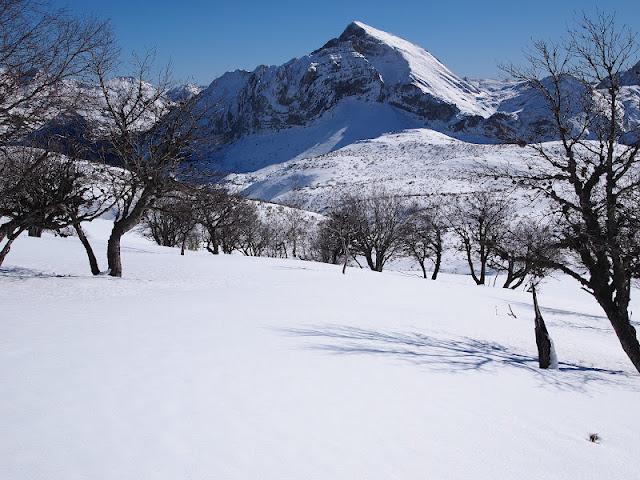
[53,0,640,86]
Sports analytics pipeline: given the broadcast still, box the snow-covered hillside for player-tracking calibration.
[225,128,535,211]
[1,221,639,479]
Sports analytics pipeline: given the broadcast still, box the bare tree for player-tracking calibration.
[144,203,183,248]
[519,221,561,369]
[331,191,405,272]
[400,202,446,279]
[92,52,204,277]
[448,191,513,285]
[234,205,270,257]
[491,219,544,289]
[315,201,362,274]
[193,188,252,255]
[314,218,346,265]
[282,208,309,259]
[0,0,112,146]
[144,194,199,255]
[496,13,640,372]
[0,1,112,267]
[0,147,111,267]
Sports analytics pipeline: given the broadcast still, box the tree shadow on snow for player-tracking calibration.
[0,266,77,281]
[282,324,633,391]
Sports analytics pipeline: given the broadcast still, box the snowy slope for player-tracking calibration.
[1,221,640,480]
[225,128,537,211]
[211,99,423,172]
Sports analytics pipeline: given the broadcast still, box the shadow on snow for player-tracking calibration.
[282,324,633,391]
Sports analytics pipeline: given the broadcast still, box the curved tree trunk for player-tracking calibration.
[599,300,640,373]
[107,228,124,277]
[0,227,25,266]
[532,285,556,369]
[431,251,441,280]
[364,251,376,271]
[106,191,155,277]
[74,222,100,275]
[418,259,427,279]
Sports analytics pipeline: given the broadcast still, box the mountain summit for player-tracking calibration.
[331,21,491,116]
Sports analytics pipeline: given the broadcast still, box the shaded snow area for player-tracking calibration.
[212,99,423,172]
[2,220,640,479]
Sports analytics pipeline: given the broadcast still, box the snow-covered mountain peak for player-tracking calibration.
[332,21,491,116]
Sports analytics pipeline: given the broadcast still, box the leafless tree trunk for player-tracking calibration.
[531,284,556,369]
[496,13,640,372]
[74,222,100,275]
[449,192,512,285]
[92,51,206,277]
[0,226,25,266]
[27,227,43,237]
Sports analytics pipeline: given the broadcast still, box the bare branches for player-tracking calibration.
[0,0,113,144]
[498,12,640,372]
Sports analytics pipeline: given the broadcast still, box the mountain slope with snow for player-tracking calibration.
[225,128,536,211]
[194,21,504,170]
[193,21,640,173]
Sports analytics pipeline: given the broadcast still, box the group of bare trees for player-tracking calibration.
[143,193,319,260]
[0,0,213,277]
[0,0,112,266]
[316,189,552,288]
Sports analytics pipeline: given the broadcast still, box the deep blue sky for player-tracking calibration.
[54,0,639,86]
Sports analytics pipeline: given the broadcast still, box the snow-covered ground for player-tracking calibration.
[2,220,639,480]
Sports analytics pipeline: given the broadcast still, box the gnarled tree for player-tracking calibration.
[497,13,640,372]
[400,201,446,280]
[92,53,204,277]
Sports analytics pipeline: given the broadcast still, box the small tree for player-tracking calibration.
[449,191,513,285]
[314,219,345,265]
[517,220,561,369]
[400,202,446,279]
[491,220,545,289]
[194,189,251,255]
[145,194,199,255]
[0,148,111,268]
[332,191,404,272]
[234,206,270,257]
